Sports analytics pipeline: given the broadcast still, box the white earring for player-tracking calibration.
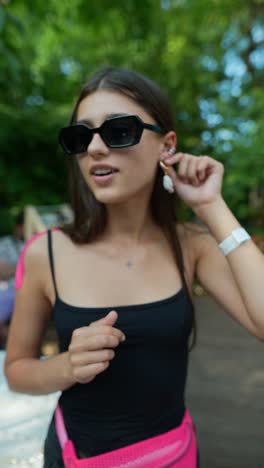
[160,158,175,194]
[163,174,175,193]
[168,147,176,156]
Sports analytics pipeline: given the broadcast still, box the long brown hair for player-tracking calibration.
[62,66,196,347]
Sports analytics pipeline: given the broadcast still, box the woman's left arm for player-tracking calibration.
[191,200,264,341]
[161,151,264,340]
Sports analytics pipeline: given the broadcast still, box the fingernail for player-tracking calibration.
[109,310,117,317]
[160,160,167,169]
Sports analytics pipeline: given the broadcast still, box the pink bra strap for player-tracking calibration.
[55,405,69,449]
[15,228,60,289]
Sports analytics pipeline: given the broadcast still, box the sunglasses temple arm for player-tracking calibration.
[143,123,165,134]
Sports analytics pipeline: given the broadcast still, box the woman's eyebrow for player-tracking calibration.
[76,113,129,126]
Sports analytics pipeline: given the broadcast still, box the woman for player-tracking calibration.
[4,67,264,467]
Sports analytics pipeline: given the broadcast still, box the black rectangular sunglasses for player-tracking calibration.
[59,115,165,155]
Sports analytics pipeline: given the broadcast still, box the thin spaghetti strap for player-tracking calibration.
[47,229,59,299]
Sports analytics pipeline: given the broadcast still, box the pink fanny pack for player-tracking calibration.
[55,405,197,468]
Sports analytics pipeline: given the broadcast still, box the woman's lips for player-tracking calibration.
[91,172,119,185]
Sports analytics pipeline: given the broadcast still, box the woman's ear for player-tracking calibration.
[159,131,177,160]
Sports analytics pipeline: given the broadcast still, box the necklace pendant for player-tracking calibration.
[126,259,133,268]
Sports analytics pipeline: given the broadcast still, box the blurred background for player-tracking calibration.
[0,0,263,467]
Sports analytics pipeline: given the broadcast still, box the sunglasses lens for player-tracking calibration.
[60,125,92,154]
[102,116,141,147]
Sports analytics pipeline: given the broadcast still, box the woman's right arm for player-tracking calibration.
[4,235,76,395]
[4,233,125,395]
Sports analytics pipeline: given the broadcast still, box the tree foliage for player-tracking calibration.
[0,0,263,231]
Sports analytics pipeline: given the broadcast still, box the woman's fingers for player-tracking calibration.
[90,310,118,327]
[177,156,189,183]
[69,333,121,353]
[68,311,126,384]
[186,158,200,186]
[162,153,212,185]
[70,349,115,367]
[71,324,125,344]
[73,361,111,384]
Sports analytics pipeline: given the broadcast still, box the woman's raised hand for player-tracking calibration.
[67,310,125,384]
[161,152,224,211]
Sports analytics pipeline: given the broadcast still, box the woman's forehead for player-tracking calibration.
[76,90,153,125]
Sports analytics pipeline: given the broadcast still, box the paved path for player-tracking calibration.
[187,295,264,468]
[0,352,59,467]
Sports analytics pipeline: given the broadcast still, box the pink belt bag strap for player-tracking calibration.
[55,405,197,468]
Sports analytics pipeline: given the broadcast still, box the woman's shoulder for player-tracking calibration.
[15,229,70,289]
[177,219,224,270]
[23,228,69,255]
[22,229,56,256]
[175,220,211,265]
[177,220,209,237]
[176,220,208,242]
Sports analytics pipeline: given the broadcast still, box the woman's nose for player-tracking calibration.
[87,133,109,156]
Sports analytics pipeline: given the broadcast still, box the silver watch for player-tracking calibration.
[219,228,251,256]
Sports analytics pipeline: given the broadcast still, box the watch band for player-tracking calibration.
[219,228,251,256]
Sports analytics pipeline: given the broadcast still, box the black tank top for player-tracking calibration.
[47,230,193,457]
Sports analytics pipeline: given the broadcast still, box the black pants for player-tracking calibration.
[43,417,200,468]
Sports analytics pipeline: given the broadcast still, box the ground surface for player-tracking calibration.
[186,295,264,468]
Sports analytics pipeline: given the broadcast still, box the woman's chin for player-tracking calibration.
[93,189,132,205]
